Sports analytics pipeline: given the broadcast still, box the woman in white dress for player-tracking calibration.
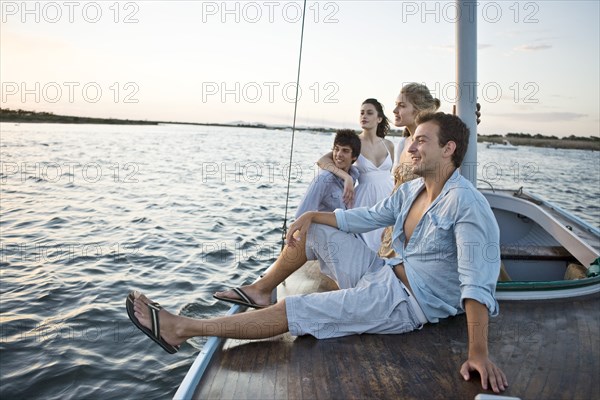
[316,98,394,252]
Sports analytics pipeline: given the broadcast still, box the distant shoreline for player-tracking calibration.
[2,108,598,151]
[0,108,336,133]
[1,108,158,126]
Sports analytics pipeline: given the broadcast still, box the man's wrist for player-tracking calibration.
[468,344,489,358]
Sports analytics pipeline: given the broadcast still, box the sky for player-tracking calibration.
[1,0,599,138]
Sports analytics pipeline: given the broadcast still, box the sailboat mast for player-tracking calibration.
[456,0,478,185]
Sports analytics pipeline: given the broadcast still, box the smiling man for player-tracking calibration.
[294,129,361,218]
[127,112,508,393]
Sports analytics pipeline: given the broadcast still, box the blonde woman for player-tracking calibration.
[379,83,441,257]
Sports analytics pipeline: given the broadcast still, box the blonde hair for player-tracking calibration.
[400,83,441,136]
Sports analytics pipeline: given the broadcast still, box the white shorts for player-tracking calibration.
[285,224,423,339]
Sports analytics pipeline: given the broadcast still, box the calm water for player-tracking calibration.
[1,123,599,399]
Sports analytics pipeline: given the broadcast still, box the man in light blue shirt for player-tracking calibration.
[295,129,360,218]
[127,112,508,393]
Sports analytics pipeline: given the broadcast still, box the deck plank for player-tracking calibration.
[194,261,600,399]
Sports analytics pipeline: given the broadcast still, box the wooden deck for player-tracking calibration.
[193,261,600,400]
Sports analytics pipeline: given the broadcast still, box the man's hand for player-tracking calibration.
[286,212,315,248]
[452,103,482,125]
[286,211,338,248]
[460,354,508,393]
[343,176,355,208]
[462,299,508,393]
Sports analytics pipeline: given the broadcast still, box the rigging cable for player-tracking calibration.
[281,0,307,251]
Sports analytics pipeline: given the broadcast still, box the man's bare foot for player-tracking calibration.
[133,292,187,347]
[213,284,273,308]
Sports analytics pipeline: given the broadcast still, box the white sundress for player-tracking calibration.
[353,140,394,252]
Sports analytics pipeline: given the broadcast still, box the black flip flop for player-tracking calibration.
[126,291,180,354]
[213,287,271,309]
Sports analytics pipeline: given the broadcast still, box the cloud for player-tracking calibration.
[515,44,553,51]
[492,112,587,122]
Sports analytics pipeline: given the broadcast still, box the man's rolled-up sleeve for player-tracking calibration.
[334,191,400,234]
[455,197,501,316]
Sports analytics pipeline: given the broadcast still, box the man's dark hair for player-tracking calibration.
[415,112,470,168]
[334,129,361,161]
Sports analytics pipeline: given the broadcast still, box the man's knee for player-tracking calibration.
[280,235,308,264]
[306,224,344,264]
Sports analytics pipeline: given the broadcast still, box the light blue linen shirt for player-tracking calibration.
[334,169,500,323]
[295,166,359,218]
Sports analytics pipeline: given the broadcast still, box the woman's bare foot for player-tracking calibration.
[133,293,188,347]
[213,284,273,308]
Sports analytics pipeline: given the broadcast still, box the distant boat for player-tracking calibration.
[487,140,518,150]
